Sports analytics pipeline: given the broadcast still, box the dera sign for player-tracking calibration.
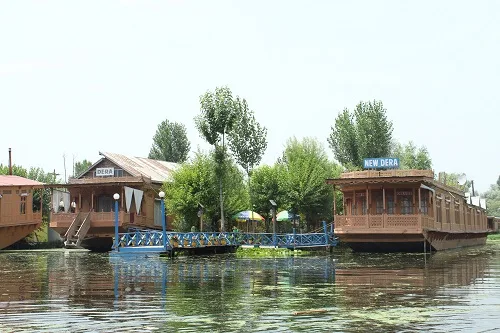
[363,158,400,169]
[96,167,115,177]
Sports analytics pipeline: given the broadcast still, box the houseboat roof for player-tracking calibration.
[326,169,465,197]
[71,151,180,185]
[0,175,44,187]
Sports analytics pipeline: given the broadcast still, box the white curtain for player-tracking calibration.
[124,186,134,213]
[133,189,144,214]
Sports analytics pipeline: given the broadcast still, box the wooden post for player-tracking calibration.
[394,188,397,214]
[78,192,81,211]
[382,187,386,213]
[418,187,421,214]
[365,186,369,214]
[353,189,356,215]
[412,187,416,214]
[333,186,336,216]
[91,191,94,211]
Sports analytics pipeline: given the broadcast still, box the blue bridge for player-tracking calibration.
[113,222,338,255]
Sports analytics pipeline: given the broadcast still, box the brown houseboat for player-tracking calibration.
[49,152,179,251]
[327,169,488,252]
[0,175,44,249]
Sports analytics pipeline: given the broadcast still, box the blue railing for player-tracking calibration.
[114,224,338,253]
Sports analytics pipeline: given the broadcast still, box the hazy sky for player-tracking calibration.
[0,1,498,192]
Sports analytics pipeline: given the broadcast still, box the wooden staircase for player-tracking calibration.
[64,212,92,248]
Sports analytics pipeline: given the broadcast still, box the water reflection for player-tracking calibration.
[0,243,498,332]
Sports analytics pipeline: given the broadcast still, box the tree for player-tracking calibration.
[228,97,268,220]
[228,97,268,177]
[497,175,500,187]
[282,137,340,230]
[249,164,290,230]
[149,119,191,163]
[392,141,432,170]
[328,100,393,168]
[74,159,93,177]
[484,182,500,217]
[195,87,238,231]
[163,151,248,231]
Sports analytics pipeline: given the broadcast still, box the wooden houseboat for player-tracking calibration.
[0,175,44,249]
[327,169,488,252]
[49,152,179,251]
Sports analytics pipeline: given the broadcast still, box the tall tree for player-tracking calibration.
[163,151,248,231]
[195,86,238,231]
[392,141,432,170]
[149,119,191,163]
[328,100,393,168]
[74,159,93,177]
[228,97,268,217]
[228,97,268,176]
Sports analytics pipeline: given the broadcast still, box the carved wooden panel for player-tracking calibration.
[386,215,419,228]
[369,215,383,228]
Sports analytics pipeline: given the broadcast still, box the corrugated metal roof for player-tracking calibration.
[100,152,180,184]
[0,175,44,187]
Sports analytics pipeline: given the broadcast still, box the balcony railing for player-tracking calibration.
[335,214,422,231]
[50,211,146,228]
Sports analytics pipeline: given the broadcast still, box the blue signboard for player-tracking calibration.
[363,157,400,169]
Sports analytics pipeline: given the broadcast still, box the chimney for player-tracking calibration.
[8,148,12,175]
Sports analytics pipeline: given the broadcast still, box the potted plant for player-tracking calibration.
[170,235,179,248]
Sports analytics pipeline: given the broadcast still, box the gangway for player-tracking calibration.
[111,221,338,255]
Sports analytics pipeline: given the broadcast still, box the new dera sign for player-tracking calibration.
[363,157,400,169]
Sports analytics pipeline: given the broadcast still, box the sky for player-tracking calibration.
[0,0,498,192]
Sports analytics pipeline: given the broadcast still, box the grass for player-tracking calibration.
[236,246,310,258]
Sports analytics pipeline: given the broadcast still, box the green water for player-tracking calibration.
[0,242,499,332]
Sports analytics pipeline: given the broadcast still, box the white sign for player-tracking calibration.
[96,167,115,177]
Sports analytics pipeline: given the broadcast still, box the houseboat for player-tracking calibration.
[327,168,488,252]
[48,152,179,251]
[0,175,44,249]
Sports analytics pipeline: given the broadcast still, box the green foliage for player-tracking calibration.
[163,151,248,231]
[283,137,341,229]
[228,97,268,175]
[484,182,500,217]
[436,172,472,193]
[74,159,93,177]
[149,119,191,163]
[250,164,290,221]
[328,100,393,168]
[392,141,432,170]
[195,86,238,146]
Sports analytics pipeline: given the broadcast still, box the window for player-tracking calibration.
[114,169,124,177]
[376,196,384,214]
[20,196,26,214]
[400,197,413,214]
[420,196,428,215]
[387,195,395,214]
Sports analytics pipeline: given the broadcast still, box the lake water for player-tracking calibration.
[0,242,499,332]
